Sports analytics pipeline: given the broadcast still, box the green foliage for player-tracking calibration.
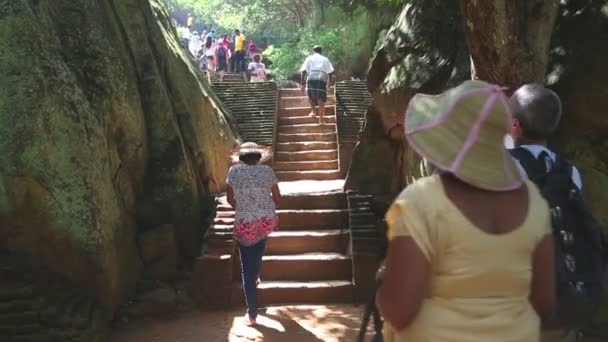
[264,26,343,80]
[264,6,385,80]
[375,0,408,6]
[165,0,401,80]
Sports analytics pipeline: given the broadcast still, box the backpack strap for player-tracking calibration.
[551,153,575,184]
[510,147,548,181]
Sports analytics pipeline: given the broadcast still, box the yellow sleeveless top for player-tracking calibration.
[384,174,551,342]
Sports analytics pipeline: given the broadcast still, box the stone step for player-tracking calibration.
[279,88,306,97]
[277,209,348,230]
[352,237,387,256]
[279,123,336,134]
[279,87,335,97]
[275,149,338,162]
[276,141,338,152]
[209,222,232,232]
[279,106,336,117]
[232,280,353,305]
[278,192,347,210]
[277,170,342,181]
[215,210,235,218]
[261,253,352,281]
[223,76,246,81]
[216,192,347,210]
[204,235,234,255]
[212,209,349,230]
[265,230,349,254]
[279,115,336,126]
[274,160,339,172]
[278,132,337,143]
[280,96,335,109]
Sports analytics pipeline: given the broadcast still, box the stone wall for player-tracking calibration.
[0,0,238,339]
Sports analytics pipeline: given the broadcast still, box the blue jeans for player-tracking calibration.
[238,239,266,318]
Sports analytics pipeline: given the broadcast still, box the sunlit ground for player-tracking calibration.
[112,304,373,342]
[278,180,345,195]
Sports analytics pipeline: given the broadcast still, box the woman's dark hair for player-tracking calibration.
[253,54,261,62]
[205,36,213,49]
[239,152,262,164]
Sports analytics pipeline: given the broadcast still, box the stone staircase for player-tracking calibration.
[211,81,278,145]
[233,191,354,304]
[275,88,340,181]
[194,189,355,306]
[193,86,383,308]
[220,72,247,83]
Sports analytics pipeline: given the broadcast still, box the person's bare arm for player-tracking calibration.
[271,183,282,207]
[530,235,556,318]
[376,236,430,331]
[227,185,236,208]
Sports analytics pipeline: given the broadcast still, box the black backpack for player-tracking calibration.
[217,46,226,57]
[511,147,606,329]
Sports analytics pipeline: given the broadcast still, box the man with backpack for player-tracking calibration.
[509,83,606,338]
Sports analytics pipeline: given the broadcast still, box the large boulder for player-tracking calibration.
[548,3,608,325]
[548,2,608,227]
[0,0,237,339]
[346,0,608,328]
[345,0,468,201]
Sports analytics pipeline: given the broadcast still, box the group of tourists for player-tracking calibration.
[177,16,267,82]
[225,56,606,339]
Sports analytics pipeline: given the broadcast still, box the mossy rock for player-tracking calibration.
[0,0,237,339]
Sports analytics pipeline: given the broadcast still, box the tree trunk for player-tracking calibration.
[459,0,560,90]
[310,0,325,28]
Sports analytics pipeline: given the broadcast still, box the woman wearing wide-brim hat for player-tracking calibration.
[226,142,281,327]
[376,80,555,341]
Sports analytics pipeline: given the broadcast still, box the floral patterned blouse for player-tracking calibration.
[226,163,279,245]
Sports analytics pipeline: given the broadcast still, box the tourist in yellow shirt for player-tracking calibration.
[377,80,555,342]
[231,29,246,72]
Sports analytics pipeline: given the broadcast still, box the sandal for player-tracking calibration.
[243,313,256,327]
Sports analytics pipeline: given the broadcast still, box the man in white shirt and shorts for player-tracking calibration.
[300,45,335,124]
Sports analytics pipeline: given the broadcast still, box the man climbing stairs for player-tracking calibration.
[275,88,340,181]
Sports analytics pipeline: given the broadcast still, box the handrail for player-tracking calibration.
[346,190,358,303]
[271,81,280,168]
[332,83,341,174]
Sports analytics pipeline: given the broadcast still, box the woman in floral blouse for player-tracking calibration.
[226,142,281,327]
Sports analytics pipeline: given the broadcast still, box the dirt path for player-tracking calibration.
[112,303,607,342]
[112,305,373,342]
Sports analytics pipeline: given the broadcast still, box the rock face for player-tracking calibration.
[347,1,608,227]
[547,5,608,323]
[345,1,468,202]
[346,0,608,324]
[137,224,179,281]
[0,0,237,339]
[549,2,608,229]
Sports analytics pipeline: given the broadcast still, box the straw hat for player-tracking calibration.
[231,142,273,164]
[404,80,523,191]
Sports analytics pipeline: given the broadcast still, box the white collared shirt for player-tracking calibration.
[300,53,334,82]
[505,136,582,189]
